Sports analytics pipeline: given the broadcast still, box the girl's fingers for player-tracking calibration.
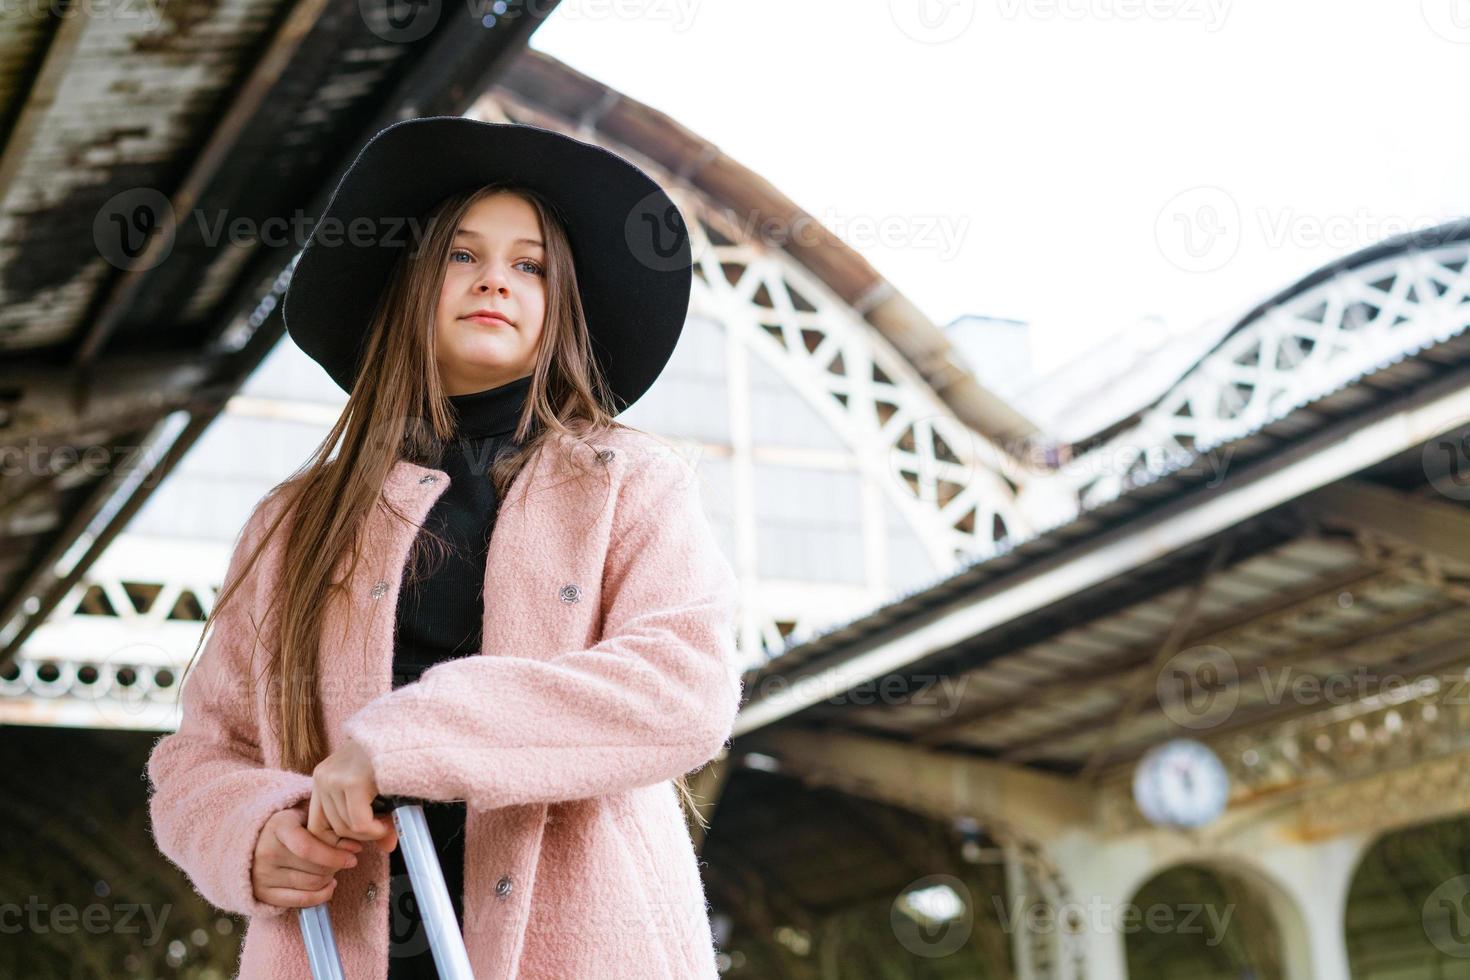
[375,818,398,854]
[326,790,354,842]
[336,789,357,837]
[318,791,340,841]
[263,878,338,909]
[269,867,337,892]
[279,820,360,872]
[276,847,358,878]
[307,792,328,839]
[346,790,378,839]
[278,858,343,880]
[331,788,384,841]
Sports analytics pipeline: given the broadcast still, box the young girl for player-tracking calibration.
[146,117,742,979]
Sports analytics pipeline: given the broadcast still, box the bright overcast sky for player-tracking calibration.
[532,1,1470,374]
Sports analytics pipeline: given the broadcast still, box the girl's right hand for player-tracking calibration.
[251,807,364,909]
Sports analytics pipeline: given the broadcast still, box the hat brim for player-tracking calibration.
[281,116,693,413]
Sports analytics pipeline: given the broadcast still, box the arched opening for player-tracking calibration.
[1347,814,1470,977]
[701,766,1024,977]
[1124,863,1288,979]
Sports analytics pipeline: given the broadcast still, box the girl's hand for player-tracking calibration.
[308,737,398,854]
[252,807,362,909]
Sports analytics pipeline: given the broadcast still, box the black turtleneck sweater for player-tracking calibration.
[386,373,532,977]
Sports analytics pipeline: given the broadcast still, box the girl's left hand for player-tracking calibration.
[308,737,398,854]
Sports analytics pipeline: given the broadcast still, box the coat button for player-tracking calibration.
[419,474,438,484]
[370,580,389,599]
[595,448,615,462]
[558,583,581,604]
[495,875,513,899]
[365,884,378,903]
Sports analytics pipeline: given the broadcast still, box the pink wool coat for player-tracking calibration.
[145,427,743,979]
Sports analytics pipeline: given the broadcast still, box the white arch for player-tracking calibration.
[1113,840,1365,980]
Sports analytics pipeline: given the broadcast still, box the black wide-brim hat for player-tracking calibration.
[281,116,693,414]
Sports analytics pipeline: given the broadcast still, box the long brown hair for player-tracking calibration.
[181,182,712,829]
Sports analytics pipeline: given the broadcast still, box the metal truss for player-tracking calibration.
[681,190,1031,564]
[0,546,217,731]
[668,187,1035,661]
[1069,235,1470,509]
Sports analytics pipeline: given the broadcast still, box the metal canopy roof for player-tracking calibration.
[0,0,555,661]
[734,220,1470,781]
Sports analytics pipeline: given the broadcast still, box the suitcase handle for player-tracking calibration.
[298,795,475,979]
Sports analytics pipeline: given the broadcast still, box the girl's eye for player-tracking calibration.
[451,250,540,276]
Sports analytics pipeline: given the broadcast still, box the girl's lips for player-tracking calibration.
[465,314,512,326]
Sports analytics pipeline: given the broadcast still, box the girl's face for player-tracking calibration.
[433,191,548,395]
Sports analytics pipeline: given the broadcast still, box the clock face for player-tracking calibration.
[1132,739,1230,829]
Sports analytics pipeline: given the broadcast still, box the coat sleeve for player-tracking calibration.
[342,450,744,811]
[145,496,315,919]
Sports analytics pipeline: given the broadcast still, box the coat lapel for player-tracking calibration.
[322,439,613,749]
[319,459,447,749]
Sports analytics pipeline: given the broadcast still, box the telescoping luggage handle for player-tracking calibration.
[298,794,475,980]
